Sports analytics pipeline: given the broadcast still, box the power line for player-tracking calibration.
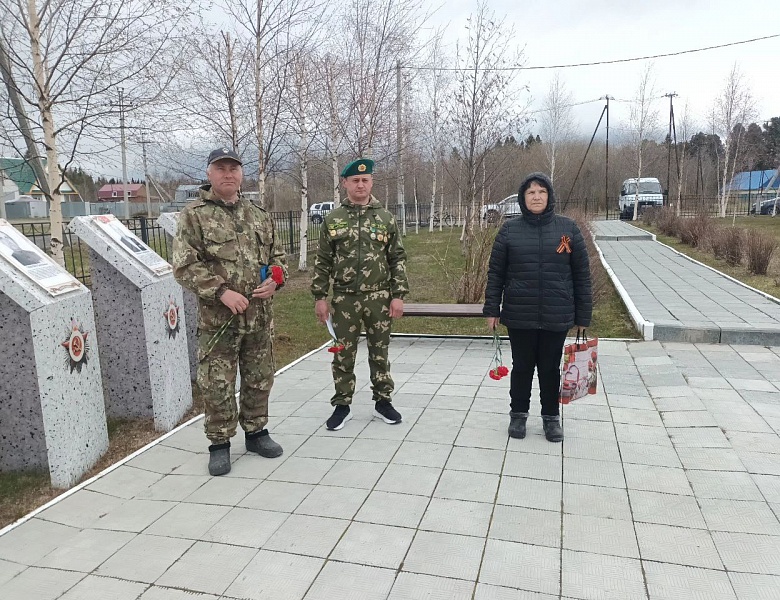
[408,33,780,72]
[526,97,604,115]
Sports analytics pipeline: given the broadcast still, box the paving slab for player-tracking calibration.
[1,338,780,600]
[593,220,780,345]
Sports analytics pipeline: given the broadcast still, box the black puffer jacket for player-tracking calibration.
[483,173,592,331]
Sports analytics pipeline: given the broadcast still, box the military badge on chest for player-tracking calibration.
[370,223,388,243]
[328,218,349,238]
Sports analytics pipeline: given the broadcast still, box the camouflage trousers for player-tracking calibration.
[330,290,394,405]
[196,325,275,444]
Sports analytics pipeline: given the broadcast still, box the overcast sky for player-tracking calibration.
[5,0,775,181]
[428,0,778,141]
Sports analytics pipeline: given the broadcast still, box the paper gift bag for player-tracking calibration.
[559,334,598,404]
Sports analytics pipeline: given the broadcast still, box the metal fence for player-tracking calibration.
[15,214,322,286]
[12,201,609,286]
[13,217,171,287]
[607,196,757,221]
[269,210,323,256]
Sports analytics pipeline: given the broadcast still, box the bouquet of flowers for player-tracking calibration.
[488,329,509,380]
[325,315,345,353]
[205,265,284,355]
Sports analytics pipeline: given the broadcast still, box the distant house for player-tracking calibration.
[175,184,202,204]
[725,169,780,200]
[0,157,82,202]
[5,195,48,219]
[97,183,147,202]
[1,175,19,203]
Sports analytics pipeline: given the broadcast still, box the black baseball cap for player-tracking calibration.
[207,147,242,166]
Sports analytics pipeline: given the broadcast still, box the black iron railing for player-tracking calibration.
[16,198,757,285]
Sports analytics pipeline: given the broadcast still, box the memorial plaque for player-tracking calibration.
[0,219,81,296]
[91,215,172,277]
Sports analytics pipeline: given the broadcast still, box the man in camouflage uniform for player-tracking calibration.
[311,158,409,430]
[173,147,287,476]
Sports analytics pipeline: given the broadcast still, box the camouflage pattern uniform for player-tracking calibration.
[173,185,287,444]
[311,196,409,406]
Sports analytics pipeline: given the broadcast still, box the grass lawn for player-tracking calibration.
[635,216,780,298]
[1,227,636,528]
[274,228,637,367]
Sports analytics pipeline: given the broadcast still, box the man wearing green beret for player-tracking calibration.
[311,158,409,430]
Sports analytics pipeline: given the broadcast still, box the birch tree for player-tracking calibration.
[712,64,756,217]
[287,48,321,270]
[224,0,320,207]
[539,74,576,184]
[0,0,192,263]
[674,102,693,216]
[420,33,449,232]
[629,64,659,221]
[450,0,528,302]
[175,29,255,154]
[333,0,426,157]
[323,56,344,204]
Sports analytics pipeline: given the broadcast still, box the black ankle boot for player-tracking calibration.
[246,430,283,458]
[508,412,528,439]
[208,442,231,476]
[542,417,563,442]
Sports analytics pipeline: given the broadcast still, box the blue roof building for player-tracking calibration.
[725,169,780,199]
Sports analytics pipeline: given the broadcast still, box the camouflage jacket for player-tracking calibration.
[311,195,409,300]
[173,185,287,331]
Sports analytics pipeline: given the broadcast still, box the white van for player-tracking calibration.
[619,178,664,218]
[309,201,334,224]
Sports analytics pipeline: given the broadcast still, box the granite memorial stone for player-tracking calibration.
[0,219,109,488]
[68,215,192,431]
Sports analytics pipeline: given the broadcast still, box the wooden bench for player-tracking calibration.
[403,303,484,317]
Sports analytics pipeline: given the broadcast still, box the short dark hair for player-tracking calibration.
[519,176,551,198]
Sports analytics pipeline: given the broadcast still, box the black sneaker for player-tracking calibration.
[326,405,351,430]
[374,401,402,424]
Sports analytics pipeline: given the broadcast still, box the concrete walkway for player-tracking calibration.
[1,337,780,600]
[592,220,780,344]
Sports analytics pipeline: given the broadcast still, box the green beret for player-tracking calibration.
[340,158,374,178]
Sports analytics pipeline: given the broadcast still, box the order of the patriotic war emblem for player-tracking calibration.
[163,296,181,339]
[62,319,89,373]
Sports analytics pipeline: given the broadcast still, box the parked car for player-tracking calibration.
[750,197,780,215]
[309,202,334,224]
[618,177,664,219]
[482,194,521,223]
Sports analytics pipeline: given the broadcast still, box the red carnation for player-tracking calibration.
[489,369,500,380]
[328,342,345,353]
[497,365,509,377]
[328,346,339,353]
[271,265,285,285]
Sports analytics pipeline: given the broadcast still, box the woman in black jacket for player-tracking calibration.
[483,172,592,442]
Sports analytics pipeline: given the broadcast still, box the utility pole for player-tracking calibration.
[605,95,611,219]
[113,88,133,219]
[0,165,6,220]
[139,135,152,217]
[664,92,678,206]
[670,101,682,214]
[396,59,406,236]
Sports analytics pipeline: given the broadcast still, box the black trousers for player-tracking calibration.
[507,328,568,417]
